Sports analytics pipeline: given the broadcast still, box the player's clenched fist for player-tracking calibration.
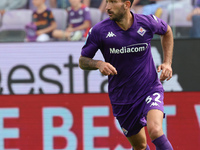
[98,61,117,76]
[157,63,172,81]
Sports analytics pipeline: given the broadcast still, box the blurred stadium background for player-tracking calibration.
[0,0,200,149]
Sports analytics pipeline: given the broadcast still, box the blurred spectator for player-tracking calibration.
[187,0,200,21]
[132,0,163,18]
[187,0,200,37]
[83,0,106,12]
[52,0,91,41]
[28,0,51,10]
[50,0,71,9]
[0,0,28,16]
[26,0,57,42]
[192,0,200,7]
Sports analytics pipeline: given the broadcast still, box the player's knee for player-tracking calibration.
[148,123,163,140]
[132,142,147,150]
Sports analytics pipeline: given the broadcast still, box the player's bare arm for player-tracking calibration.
[79,56,117,76]
[158,25,174,81]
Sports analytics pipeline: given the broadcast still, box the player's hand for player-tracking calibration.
[98,62,117,76]
[157,63,172,81]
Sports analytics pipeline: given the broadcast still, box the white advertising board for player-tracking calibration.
[0,41,182,95]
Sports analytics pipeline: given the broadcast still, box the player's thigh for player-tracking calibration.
[127,127,147,148]
[146,109,164,140]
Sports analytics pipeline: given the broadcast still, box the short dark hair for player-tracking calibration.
[122,0,134,7]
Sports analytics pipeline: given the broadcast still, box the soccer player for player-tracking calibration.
[79,0,174,149]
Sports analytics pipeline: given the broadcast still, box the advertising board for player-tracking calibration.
[0,92,199,149]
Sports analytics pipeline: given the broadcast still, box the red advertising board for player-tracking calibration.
[0,92,199,150]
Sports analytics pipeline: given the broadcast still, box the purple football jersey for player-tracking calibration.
[68,4,91,28]
[81,13,168,105]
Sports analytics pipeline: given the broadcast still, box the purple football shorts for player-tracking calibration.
[113,90,164,137]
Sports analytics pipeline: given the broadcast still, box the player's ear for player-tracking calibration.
[124,1,131,9]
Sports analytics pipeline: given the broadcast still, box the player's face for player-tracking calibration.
[106,0,126,22]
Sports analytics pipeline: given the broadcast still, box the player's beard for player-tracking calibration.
[108,5,126,22]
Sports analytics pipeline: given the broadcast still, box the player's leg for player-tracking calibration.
[114,104,150,150]
[147,109,173,150]
[127,127,150,150]
[146,109,163,140]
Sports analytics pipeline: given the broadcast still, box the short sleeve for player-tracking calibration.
[148,14,168,35]
[81,26,101,58]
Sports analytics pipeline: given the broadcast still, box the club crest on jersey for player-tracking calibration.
[137,27,146,36]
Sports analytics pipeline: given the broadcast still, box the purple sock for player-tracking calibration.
[152,134,173,150]
[132,144,150,150]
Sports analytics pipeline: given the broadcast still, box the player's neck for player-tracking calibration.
[115,11,133,31]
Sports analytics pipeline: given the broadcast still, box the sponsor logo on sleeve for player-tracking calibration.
[152,15,158,22]
[122,127,128,135]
